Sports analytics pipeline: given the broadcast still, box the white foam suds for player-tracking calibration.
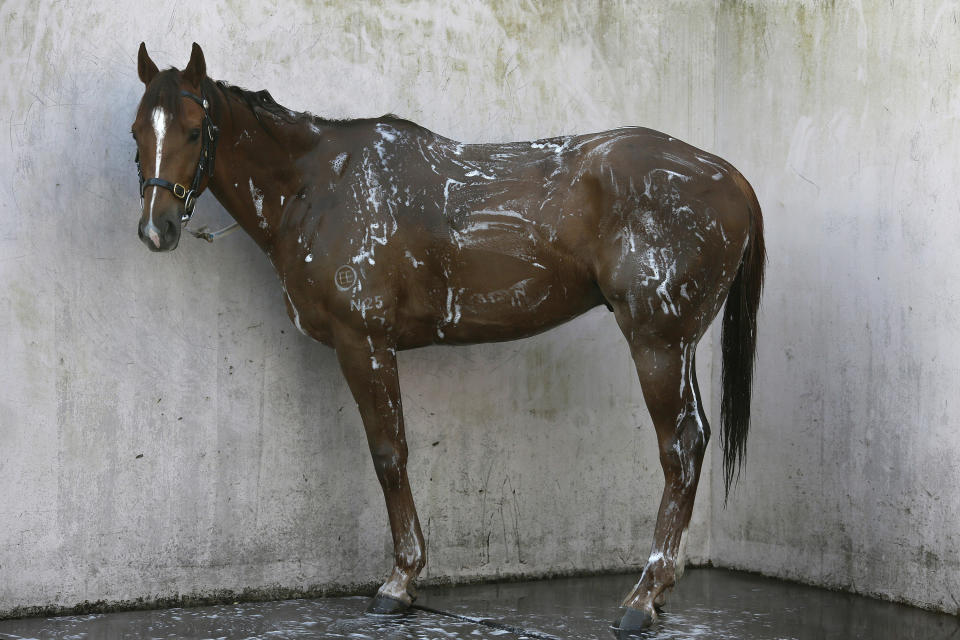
[332,152,348,175]
[249,178,266,228]
[404,250,424,268]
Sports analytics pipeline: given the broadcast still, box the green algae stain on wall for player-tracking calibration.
[718,0,771,87]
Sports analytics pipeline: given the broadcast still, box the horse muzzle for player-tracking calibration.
[138,213,181,252]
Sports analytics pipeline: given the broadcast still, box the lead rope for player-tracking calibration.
[186,221,240,243]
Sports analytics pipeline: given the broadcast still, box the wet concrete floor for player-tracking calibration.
[0,568,956,639]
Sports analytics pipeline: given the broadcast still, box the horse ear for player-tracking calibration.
[182,42,206,88]
[138,42,159,85]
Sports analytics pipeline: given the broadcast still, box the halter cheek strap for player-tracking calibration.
[136,89,220,223]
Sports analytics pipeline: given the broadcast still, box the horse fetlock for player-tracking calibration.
[378,567,417,604]
[369,560,420,616]
[624,554,676,606]
[623,580,672,615]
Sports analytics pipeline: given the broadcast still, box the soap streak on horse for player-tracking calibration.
[129,43,764,633]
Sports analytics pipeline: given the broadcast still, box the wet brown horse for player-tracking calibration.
[131,44,764,634]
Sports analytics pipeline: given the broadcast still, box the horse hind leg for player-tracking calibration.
[615,332,710,633]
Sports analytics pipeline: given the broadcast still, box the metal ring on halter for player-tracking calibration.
[181,191,197,222]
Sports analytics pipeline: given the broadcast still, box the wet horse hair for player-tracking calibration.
[130,43,765,634]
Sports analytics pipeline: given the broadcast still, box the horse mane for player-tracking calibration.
[207,77,416,133]
[141,68,420,139]
[213,79,311,125]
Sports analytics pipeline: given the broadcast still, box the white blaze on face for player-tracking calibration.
[148,106,169,248]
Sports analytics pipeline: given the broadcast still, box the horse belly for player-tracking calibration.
[436,244,600,344]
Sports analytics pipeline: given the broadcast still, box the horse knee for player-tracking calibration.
[370,441,408,489]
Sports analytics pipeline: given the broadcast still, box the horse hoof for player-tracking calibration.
[611,606,655,637]
[365,593,411,616]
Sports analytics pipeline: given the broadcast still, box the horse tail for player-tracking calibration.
[719,174,766,502]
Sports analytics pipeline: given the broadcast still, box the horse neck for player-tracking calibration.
[206,100,317,254]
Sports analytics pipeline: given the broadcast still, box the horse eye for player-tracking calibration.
[188,128,201,142]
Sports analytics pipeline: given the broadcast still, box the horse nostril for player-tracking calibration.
[137,224,145,240]
[163,219,177,241]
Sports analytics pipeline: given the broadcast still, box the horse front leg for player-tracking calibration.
[617,340,709,634]
[334,329,425,615]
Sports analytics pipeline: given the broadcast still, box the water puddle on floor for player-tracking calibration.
[0,569,956,639]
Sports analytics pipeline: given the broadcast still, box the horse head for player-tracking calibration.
[131,43,218,252]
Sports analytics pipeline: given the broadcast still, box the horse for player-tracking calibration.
[130,43,764,635]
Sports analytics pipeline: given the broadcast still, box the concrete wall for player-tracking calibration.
[708,1,960,615]
[0,0,719,616]
[3,0,956,620]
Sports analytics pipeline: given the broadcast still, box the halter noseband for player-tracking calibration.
[136,89,219,223]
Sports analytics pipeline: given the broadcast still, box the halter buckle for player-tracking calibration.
[172,183,187,199]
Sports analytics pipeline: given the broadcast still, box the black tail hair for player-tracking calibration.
[719,177,766,502]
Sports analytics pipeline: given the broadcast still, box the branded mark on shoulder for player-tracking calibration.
[335,265,357,291]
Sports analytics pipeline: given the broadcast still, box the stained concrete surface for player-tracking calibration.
[0,569,955,640]
[708,0,960,613]
[2,0,960,621]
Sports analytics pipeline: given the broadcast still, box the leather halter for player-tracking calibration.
[136,89,219,223]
